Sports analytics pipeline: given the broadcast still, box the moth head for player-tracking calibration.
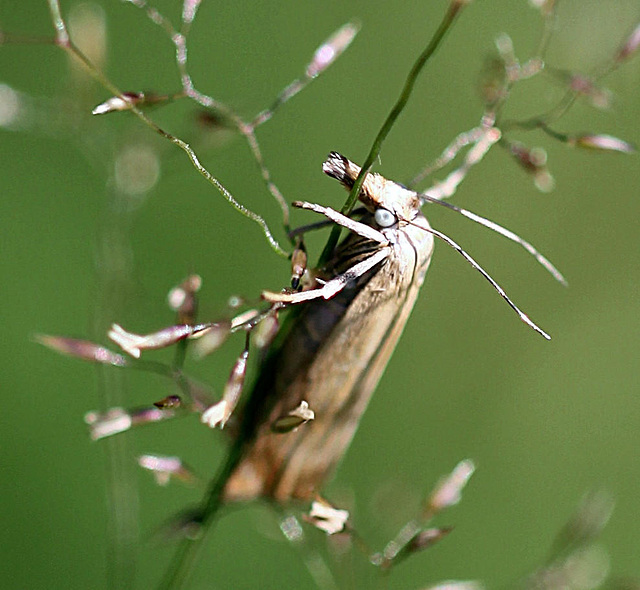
[322,151,421,223]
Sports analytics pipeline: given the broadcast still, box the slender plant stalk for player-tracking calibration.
[45,0,289,258]
[318,0,468,266]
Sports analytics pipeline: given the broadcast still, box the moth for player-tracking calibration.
[221,151,435,502]
[200,151,557,509]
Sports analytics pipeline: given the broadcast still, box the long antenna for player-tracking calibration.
[411,221,551,339]
[420,192,567,286]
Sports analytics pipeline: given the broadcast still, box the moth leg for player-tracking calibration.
[288,207,368,240]
[293,200,388,245]
[288,206,368,290]
[263,247,391,304]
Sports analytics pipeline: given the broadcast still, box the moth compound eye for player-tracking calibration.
[374,208,396,228]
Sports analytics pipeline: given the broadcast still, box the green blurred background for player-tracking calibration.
[1,1,639,588]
